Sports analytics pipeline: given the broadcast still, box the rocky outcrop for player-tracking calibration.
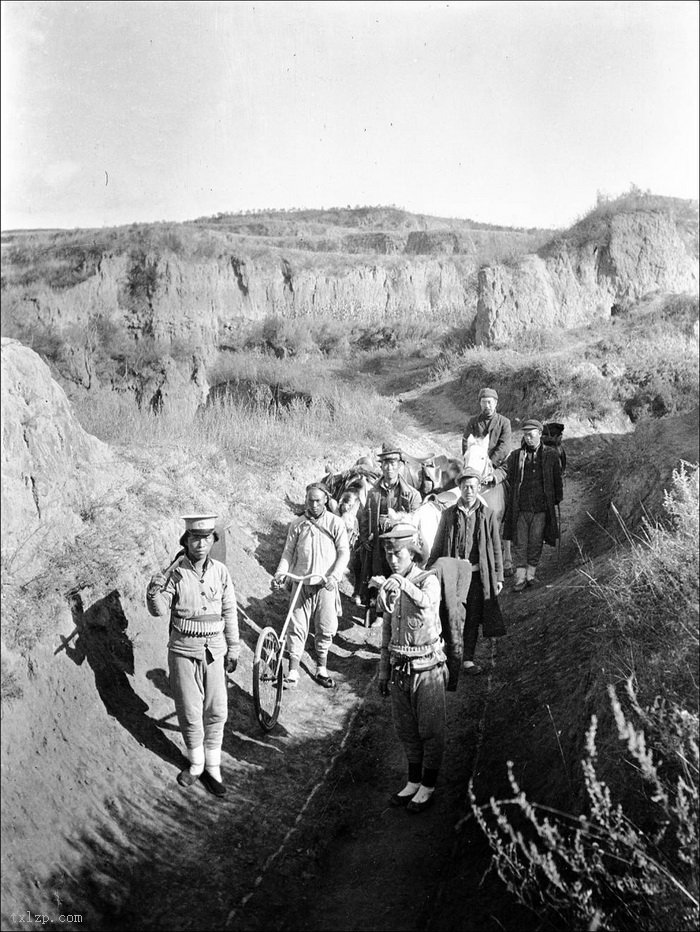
[12,251,479,346]
[476,209,699,345]
[1,339,126,582]
[404,231,468,255]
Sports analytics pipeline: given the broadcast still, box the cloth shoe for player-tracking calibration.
[407,793,435,814]
[513,568,527,592]
[200,769,226,798]
[176,769,200,787]
[462,661,482,676]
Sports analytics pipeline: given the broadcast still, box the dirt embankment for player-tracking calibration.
[2,347,698,932]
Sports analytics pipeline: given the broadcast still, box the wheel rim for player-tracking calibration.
[253,628,282,730]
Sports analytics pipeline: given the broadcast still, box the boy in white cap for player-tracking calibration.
[147,514,239,797]
[376,521,447,814]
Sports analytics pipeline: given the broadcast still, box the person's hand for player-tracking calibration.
[379,677,390,697]
[361,539,373,552]
[323,576,337,592]
[495,581,503,596]
[271,573,287,591]
[225,651,239,676]
[149,573,167,589]
[385,574,407,594]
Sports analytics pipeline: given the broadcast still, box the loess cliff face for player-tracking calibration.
[476,207,699,345]
[8,250,479,345]
[0,339,129,582]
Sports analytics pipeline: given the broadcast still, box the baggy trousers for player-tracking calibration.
[169,649,227,751]
[513,511,546,567]
[390,663,448,772]
[286,583,338,668]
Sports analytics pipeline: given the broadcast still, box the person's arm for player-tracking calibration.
[146,572,176,617]
[325,520,350,586]
[426,511,449,568]
[221,567,240,658]
[378,609,392,695]
[553,451,563,504]
[389,570,440,610]
[488,512,503,588]
[273,522,298,584]
[357,496,372,549]
[490,417,511,468]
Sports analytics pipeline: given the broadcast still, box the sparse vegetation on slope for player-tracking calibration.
[472,465,699,932]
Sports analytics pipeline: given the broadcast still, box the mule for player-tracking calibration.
[319,460,380,512]
[400,453,459,498]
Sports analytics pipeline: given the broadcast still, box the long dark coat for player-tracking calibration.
[499,444,563,546]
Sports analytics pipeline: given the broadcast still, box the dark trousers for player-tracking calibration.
[463,570,482,662]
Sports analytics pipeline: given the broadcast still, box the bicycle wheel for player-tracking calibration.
[253,626,283,732]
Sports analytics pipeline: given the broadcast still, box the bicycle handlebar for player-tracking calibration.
[278,572,326,585]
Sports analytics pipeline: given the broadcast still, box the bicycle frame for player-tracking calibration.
[273,572,326,674]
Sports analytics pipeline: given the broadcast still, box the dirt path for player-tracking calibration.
[1,356,618,932]
[220,379,599,932]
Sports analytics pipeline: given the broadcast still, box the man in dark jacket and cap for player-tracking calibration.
[461,387,512,468]
[426,466,505,676]
[357,443,421,606]
[497,419,563,591]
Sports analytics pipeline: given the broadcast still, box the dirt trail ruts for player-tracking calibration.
[222,374,595,932]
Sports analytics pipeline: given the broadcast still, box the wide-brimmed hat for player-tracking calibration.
[377,443,403,461]
[521,418,543,433]
[478,387,498,401]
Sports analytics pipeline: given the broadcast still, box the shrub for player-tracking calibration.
[470,465,699,931]
[471,690,698,932]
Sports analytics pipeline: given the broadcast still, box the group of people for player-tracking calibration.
[146,386,563,806]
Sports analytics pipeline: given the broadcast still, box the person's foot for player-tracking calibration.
[200,769,226,798]
[284,669,299,689]
[176,768,200,787]
[390,781,420,807]
[462,661,482,675]
[316,667,336,688]
[513,578,527,592]
[503,565,514,578]
[406,785,435,813]
[526,576,542,588]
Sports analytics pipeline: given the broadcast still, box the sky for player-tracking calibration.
[1,0,698,231]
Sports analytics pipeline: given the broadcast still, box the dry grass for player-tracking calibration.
[470,465,699,932]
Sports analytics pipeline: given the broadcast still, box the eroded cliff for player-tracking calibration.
[476,205,699,345]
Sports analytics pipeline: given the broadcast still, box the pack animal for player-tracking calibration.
[400,453,457,497]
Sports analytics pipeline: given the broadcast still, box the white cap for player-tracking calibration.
[181,514,218,533]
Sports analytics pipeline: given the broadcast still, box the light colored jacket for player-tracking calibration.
[379,564,443,678]
[276,510,350,583]
[146,555,239,654]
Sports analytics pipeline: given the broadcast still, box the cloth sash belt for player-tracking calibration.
[172,613,223,637]
[389,637,446,674]
[389,636,442,658]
